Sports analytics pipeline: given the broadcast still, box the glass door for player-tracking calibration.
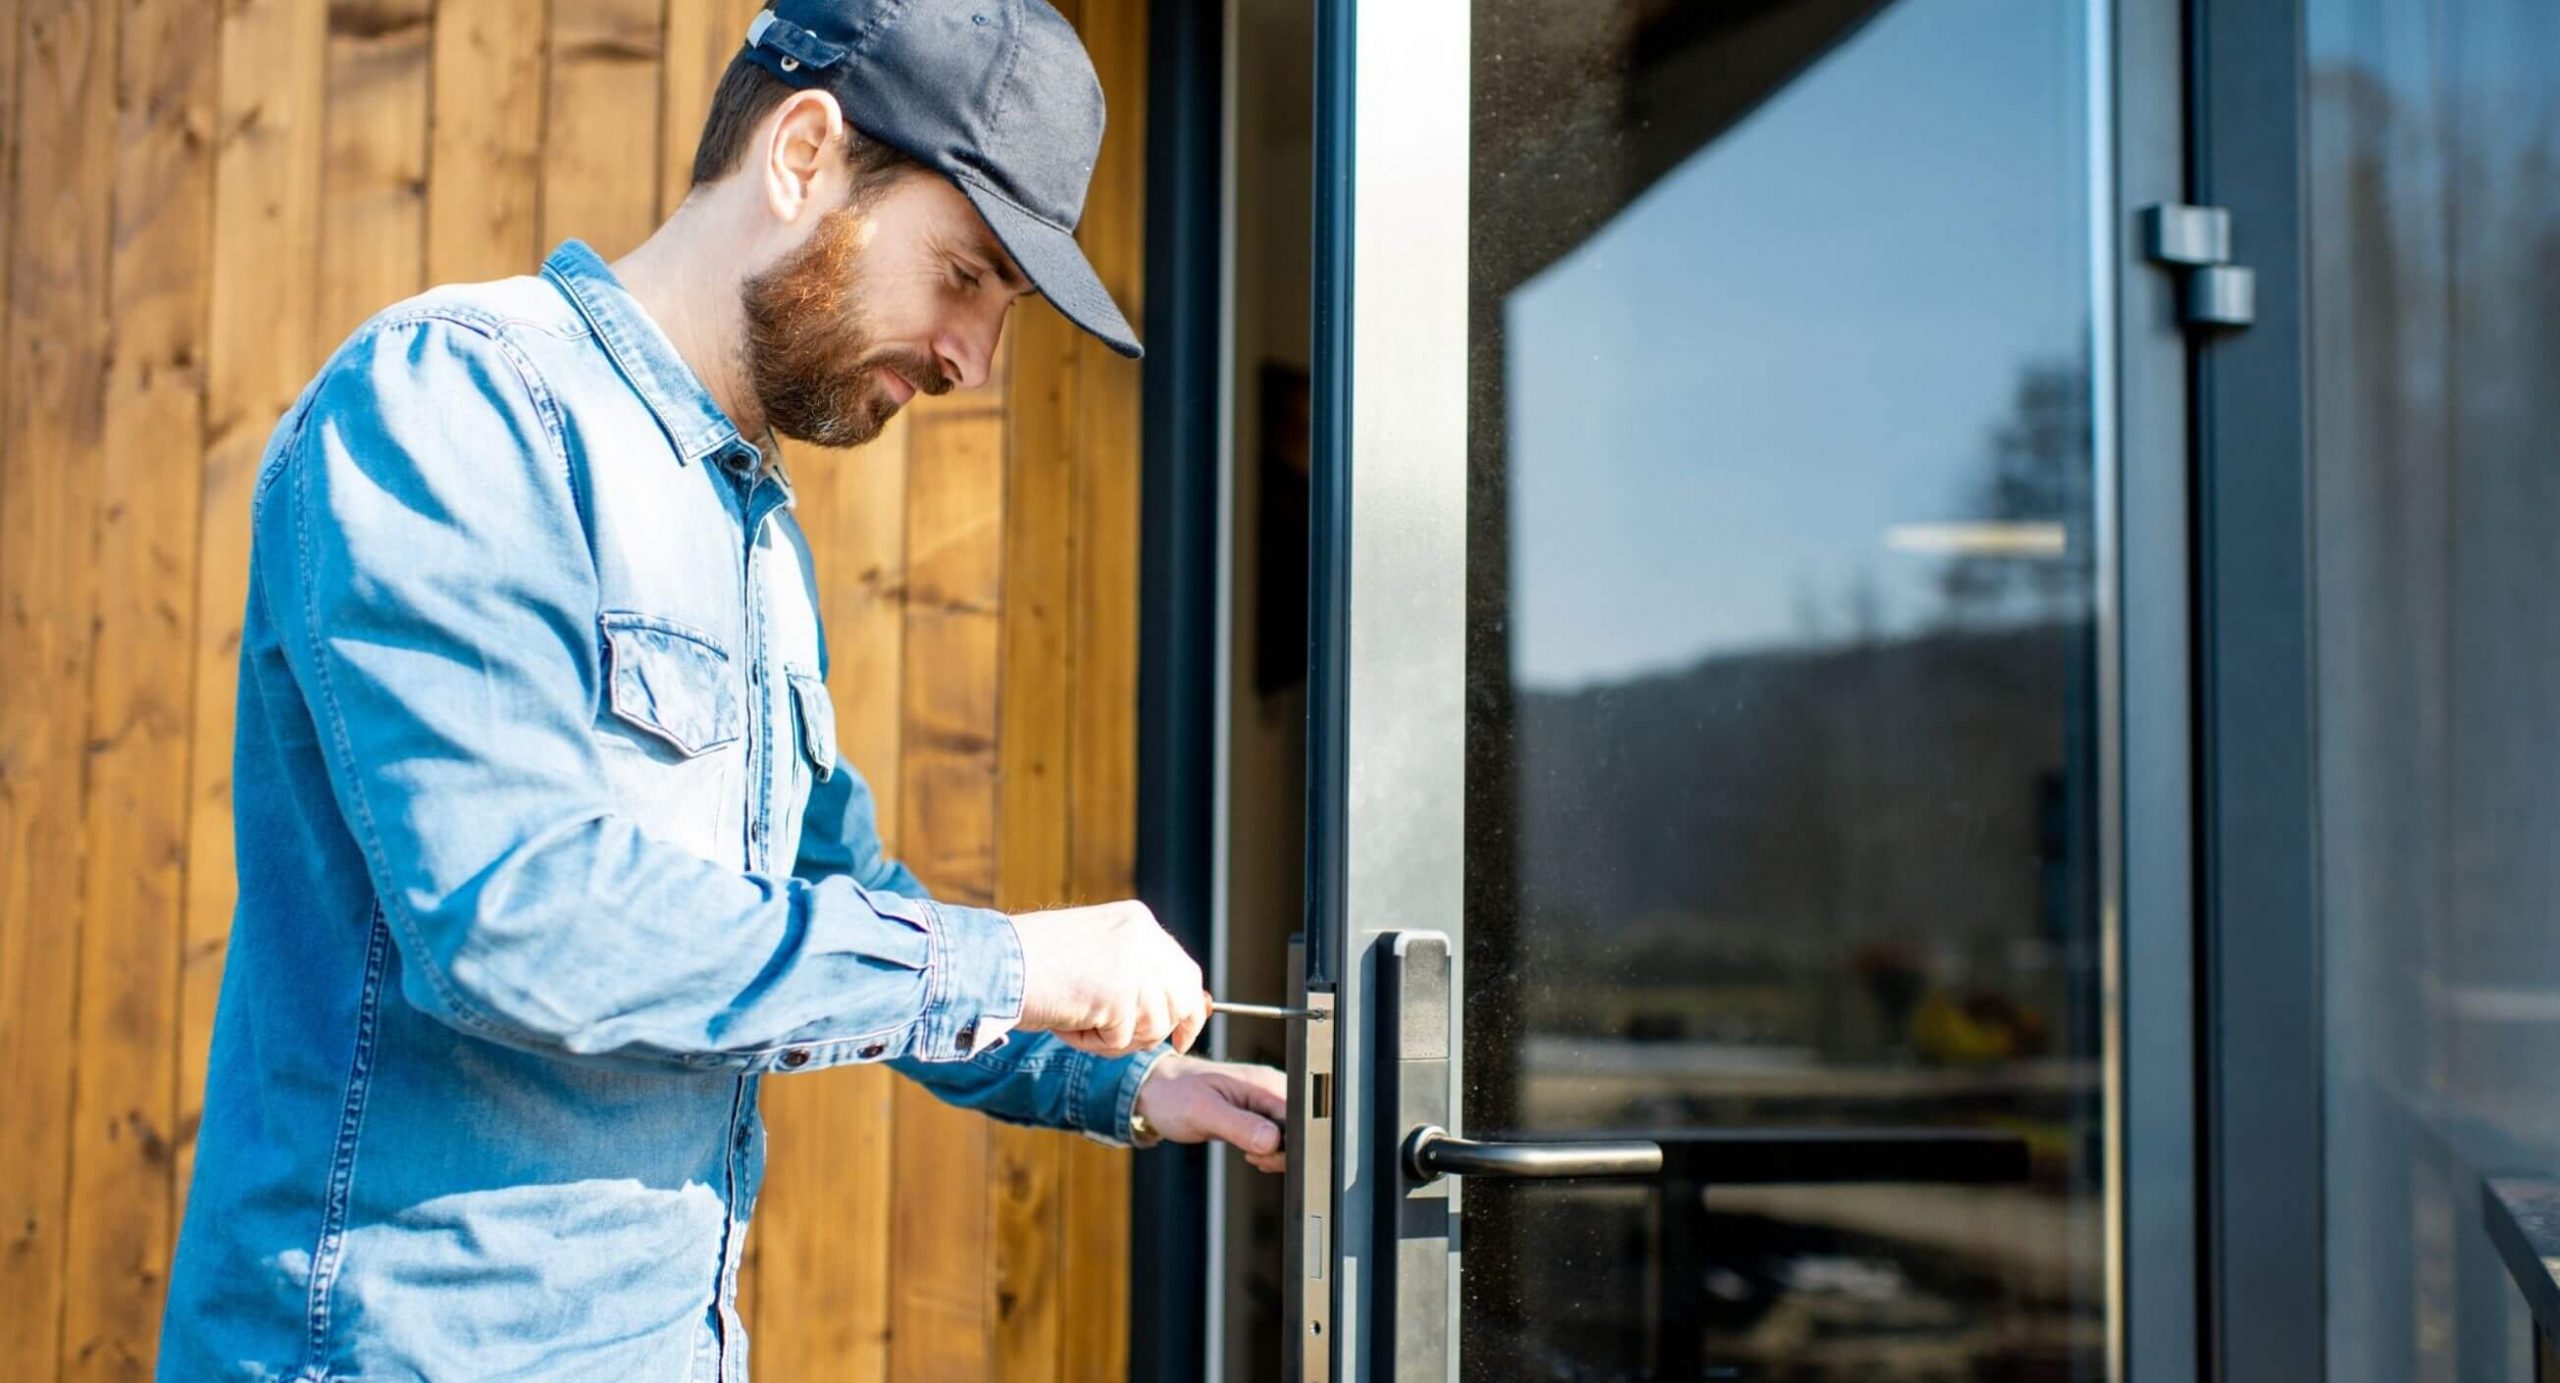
[1285,0,2198,1380]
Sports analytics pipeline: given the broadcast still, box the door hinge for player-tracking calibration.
[2142,203,2255,330]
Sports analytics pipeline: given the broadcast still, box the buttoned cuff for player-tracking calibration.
[1076,1044,1170,1147]
[909,899,1025,1061]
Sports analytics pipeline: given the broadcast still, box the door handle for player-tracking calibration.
[1401,1125,1663,1184]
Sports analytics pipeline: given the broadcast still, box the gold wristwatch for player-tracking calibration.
[1127,1063,1165,1148]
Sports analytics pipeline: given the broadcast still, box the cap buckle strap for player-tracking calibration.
[744,8,849,73]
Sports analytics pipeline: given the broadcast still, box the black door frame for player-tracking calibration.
[1128,1,1227,1379]
[2189,0,2326,1378]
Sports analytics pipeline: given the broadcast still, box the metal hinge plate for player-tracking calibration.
[2142,203,2255,329]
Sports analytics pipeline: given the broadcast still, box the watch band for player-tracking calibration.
[1127,1108,1163,1148]
[1127,1058,1166,1148]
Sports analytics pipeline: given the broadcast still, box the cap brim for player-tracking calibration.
[956,176,1143,360]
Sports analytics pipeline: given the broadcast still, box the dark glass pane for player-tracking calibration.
[1460,1,2109,1378]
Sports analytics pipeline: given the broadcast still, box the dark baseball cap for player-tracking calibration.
[740,0,1142,359]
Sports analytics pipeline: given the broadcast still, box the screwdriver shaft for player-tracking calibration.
[1209,1000,1327,1022]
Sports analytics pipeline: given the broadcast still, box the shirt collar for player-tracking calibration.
[540,239,741,465]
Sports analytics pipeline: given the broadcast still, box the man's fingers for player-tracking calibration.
[1165,987,1211,1054]
[1221,1069,1287,1122]
[1057,1028,1118,1057]
[1245,1150,1286,1175]
[1129,993,1170,1051]
[1101,1011,1140,1055]
[1205,1095,1283,1157]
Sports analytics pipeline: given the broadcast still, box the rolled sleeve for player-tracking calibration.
[874,1039,1162,1143]
[910,899,1026,1061]
[1078,1043,1167,1146]
[786,692,1154,1134]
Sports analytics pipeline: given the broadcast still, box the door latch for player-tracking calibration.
[1280,937,1334,1383]
[2142,203,2255,330]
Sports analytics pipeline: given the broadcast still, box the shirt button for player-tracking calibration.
[779,1048,811,1069]
[858,1043,886,1060]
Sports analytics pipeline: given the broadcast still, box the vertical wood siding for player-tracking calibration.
[0,0,1149,1375]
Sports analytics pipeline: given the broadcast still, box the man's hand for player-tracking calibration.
[1133,1055,1288,1174]
[1012,901,1211,1057]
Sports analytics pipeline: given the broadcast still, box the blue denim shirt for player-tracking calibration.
[158,241,1160,1382]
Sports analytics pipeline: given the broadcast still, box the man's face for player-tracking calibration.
[739,169,1034,449]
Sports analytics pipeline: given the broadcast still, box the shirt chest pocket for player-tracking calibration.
[600,611,744,757]
[785,668,837,784]
[769,668,837,869]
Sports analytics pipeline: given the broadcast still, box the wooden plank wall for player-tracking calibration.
[0,0,1151,1377]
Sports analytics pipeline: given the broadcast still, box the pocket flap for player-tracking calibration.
[600,611,742,757]
[787,670,838,781]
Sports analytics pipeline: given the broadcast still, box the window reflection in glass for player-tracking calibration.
[2308,0,2560,1377]
[1460,1,2109,1377]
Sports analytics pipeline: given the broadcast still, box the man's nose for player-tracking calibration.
[932,306,1007,391]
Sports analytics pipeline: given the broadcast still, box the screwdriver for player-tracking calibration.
[1208,999,1328,1022]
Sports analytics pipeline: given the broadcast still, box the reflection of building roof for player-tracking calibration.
[1475,0,1897,299]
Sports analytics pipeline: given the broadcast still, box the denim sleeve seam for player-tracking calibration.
[486,330,579,524]
[918,895,952,1054]
[252,406,316,507]
[292,904,394,1379]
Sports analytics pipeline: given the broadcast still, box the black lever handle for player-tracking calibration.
[1402,1124,1665,1184]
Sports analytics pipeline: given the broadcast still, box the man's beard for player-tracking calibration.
[739,205,950,449]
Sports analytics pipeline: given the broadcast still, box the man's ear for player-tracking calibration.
[760,89,847,226]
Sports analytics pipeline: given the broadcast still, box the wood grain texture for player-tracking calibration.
[1061,3,1147,1377]
[0,0,21,493]
[542,0,663,258]
[657,0,754,219]
[316,0,431,352]
[1068,0,1147,912]
[991,1124,1067,1383]
[899,407,1006,907]
[754,1058,898,1383]
[1060,1135,1135,1383]
[828,414,914,839]
[892,406,1008,1383]
[1001,305,1082,918]
[995,304,1081,1383]
[58,0,219,1374]
[890,1079,994,1383]
[0,0,123,1372]
[424,0,545,281]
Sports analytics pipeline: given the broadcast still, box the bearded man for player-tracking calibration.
[157,3,1283,1377]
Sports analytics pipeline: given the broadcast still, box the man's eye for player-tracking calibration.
[953,263,983,289]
